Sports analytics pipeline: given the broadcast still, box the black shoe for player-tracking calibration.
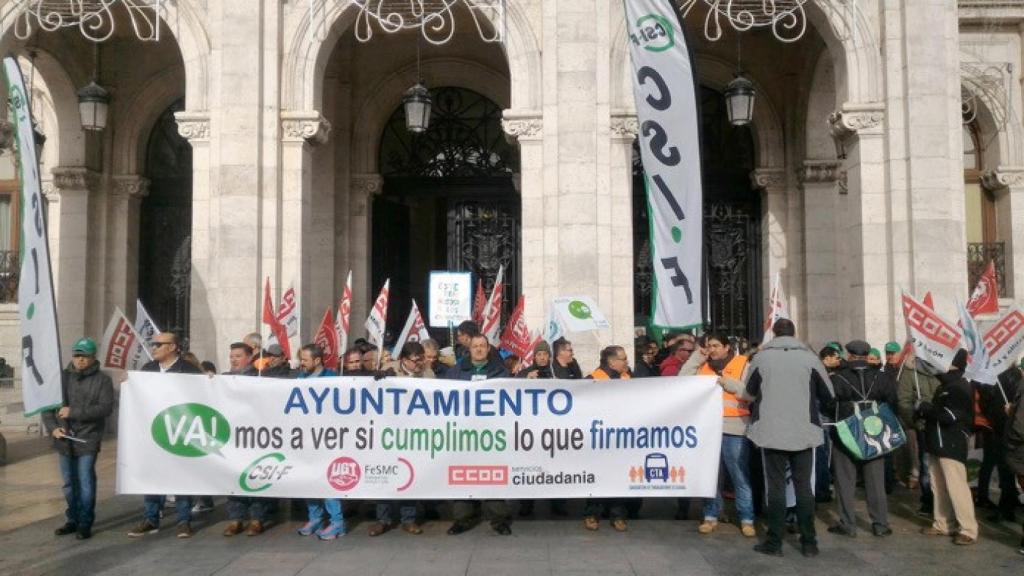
[915,507,933,519]
[447,522,471,536]
[493,523,512,536]
[827,524,856,537]
[815,493,833,504]
[76,527,92,540]
[974,498,996,510]
[54,523,78,536]
[801,543,820,558]
[753,543,783,557]
[871,524,892,537]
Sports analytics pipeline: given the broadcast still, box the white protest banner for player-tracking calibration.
[100,307,152,371]
[543,305,566,344]
[428,271,472,328]
[957,300,996,385]
[552,296,611,333]
[481,265,505,345]
[335,270,353,361]
[393,300,431,356]
[901,292,961,372]
[762,272,789,342]
[117,374,723,499]
[983,305,1024,375]
[625,0,704,331]
[6,57,63,416]
[365,279,390,347]
[135,299,160,348]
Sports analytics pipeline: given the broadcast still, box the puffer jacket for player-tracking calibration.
[41,362,115,456]
[1006,384,1024,474]
[918,370,974,463]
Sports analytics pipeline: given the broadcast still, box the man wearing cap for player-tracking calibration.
[128,332,204,539]
[867,348,883,368]
[883,342,902,373]
[41,337,115,540]
[827,339,898,538]
[260,344,294,378]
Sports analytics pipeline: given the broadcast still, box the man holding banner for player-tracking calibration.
[41,338,114,541]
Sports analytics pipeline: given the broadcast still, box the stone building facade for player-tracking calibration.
[0,0,1021,388]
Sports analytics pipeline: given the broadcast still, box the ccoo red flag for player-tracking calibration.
[966,261,999,316]
[313,307,340,370]
[480,265,505,346]
[472,279,486,326]
[500,296,532,358]
[263,278,291,359]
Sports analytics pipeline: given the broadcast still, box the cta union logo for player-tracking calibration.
[629,453,685,484]
[448,465,508,486]
[630,14,675,53]
[239,452,292,493]
[327,456,361,491]
[151,403,230,457]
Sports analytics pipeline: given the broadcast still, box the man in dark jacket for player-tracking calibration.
[826,340,897,538]
[128,332,204,539]
[223,342,259,376]
[551,337,583,380]
[632,337,658,378]
[259,344,295,378]
[1003,367,1024,554]
[41,337,115,540]
[517,340,553,379]
[975,367,1020,522]
[917,349,977,545]
[446,334,511,535]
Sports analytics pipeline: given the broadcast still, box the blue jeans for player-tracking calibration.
[703,434,754,523]
[59,452,97,529]
[815,430,832,496]
[143,495,192,526]
[307,499,344,526]
[227,497,270,522]
[376,501,418,525]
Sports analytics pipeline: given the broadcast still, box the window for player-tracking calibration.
[963,120,1005,296]
[0,147,17,253]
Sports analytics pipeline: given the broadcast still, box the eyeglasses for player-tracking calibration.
[150,341,173,348]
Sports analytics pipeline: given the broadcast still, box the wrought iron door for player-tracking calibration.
[704,201,761,339]
[447,200,519,321]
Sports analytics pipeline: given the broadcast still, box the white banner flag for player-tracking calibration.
[6,57,63,416]
[983,305,1024,375]
[117,373,723,499]
[480,265,505,346]
[335,271,353,360]
[365,279,390,347]
[135,299,161,348]
[762,272,789,342]
[392,300,431,356]
[625,0,703,330]
[957,300,996,385]
[551,296,611,333]
[901,292,962,372]
[100,307,153,371]
[266,284,299,351]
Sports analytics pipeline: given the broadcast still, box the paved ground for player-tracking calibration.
[0,434,1022,576]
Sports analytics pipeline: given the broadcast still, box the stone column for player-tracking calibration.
[982,167,1024,301]
[348,173,382,338]
[46,167,100,342]
[502,110,544,330]
[797,160,842,345]
[830,104,888,343]
[607,112,638,349]
[280,111,331,344]
[751,167,788,334]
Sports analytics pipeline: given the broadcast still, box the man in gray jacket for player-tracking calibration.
[742,319,834,558]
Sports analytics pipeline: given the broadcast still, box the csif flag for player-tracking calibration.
[134,299,160,348]
[6,57,62,415]
[500,296,533,358]
[392,300,431,357]
[957,299,996,385]
[365,279,390,347]
[966,261,999,316]
[762,272,789,342]
[625,0,704,330]
[901,292,961,372]
[480,265,505,346]
[335,270,353,368]
[313,307,340,370]
[99,307,152,371]
[262,278,291,359]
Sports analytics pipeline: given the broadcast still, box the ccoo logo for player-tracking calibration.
[151,403,230,457]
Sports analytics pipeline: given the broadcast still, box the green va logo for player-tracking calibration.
[567,300,592,320]
[151,403,230,457]
[239,452,292,493]
[631,14,675,53]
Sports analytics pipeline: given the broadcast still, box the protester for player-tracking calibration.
[632,336,658,378]
[421,338,442,374]
[128,332,203,539]
[201,361,217,376]
[551,337,583,380]
[361,348,379,372]
[883,341,902,373]
[867,348,883,368]
[583,346,631,532]
[896,350,941,517]
[682,333,755,538]
[917,349,978,545]
[975,366,1020,522]
[41,337,115,540]
[743,319,833,558]
[827,340,896,538]
[517,340,553,379]
[1003,364,1024,554]
[244,332,269,372]
[446,334,512,535]
[256,344,293,378]
[815,346,842,503]
[660,335,696,376]
[454,320,480,363]
[341,349,367,375]
[181,352,203,372]
[223,345,270,536]
[224,342,258,376]
[503,353,521,376]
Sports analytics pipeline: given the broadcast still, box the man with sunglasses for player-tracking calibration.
[128,332,203,539]
[42,337,114,540]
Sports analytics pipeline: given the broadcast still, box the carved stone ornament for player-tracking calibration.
[610,114,639,139]
[112,175,151,199]
[797,160,841,184]
[281,111,331,144]
[501,109,543,141]
[828,104,885,141]
[750,168,786,189]
[350,173,383,197]
[981,167,1024,191]
[41,181,57,203]
[51,167,100,192]
[838,170,849,195]
[174,111,210,141]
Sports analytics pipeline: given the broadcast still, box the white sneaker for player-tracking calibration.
[191,503,213,514]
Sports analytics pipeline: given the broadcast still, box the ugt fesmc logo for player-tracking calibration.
[630,14,675,52]
[448,465,508,486]
[327,456,361,491]
[151,403,230,457]
[239,452,292,493]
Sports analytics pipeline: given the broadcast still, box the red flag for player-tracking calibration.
[521,331,543,368]
[923,291,934,310]
[335,271,353,362]
[500,296,532,358]
[263,278,291,359]
[967,261,999,316]
[901,292,961,371]
[472,279,486,326]
[481,265,505,345]
[313,307,340,370]
[898,290,934,363]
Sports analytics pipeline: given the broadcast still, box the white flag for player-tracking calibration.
[957,300,996,385]
[134,299,161,348]
[982,305,1024,376]
[335,270,353,361]
[100,307,153,371]
[551,296,611,333]
[626,0,704,330]
[7,57,63,416]
[365,279,390,347]
[267,283,299,350]
[901,292,962,372]
[392,300,431,357]
[762,272,789,342]
[480,265,505,346]
[543,305,566,344]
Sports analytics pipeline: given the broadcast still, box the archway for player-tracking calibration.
[375,86,519,337]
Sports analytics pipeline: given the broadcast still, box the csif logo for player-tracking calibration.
[239,452,292,493]
[630,14,675,52]
[151,403,230,457]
